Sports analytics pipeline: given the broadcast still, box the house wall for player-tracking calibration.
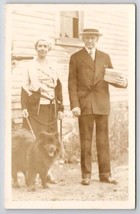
[11,8,129,130]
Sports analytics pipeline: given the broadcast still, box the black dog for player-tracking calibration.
[12,129,61,191]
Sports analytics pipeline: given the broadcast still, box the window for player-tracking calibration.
[55,11,84,47]
[60,11,79,38]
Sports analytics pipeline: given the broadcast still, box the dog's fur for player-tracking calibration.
[12,129,61,191]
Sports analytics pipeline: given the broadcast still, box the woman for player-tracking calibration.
[21,38,64,135]
[21,38,64,183]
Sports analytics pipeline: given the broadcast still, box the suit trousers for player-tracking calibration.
[78,114,111,180]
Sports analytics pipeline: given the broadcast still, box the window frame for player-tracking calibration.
[55,11,84,47]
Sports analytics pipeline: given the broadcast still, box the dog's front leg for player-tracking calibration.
[40,169,49,189]
[26,170,36,191]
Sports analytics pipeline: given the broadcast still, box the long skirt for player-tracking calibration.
[23,104,58,138]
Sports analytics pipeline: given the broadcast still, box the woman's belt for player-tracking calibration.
[40,93,55,105]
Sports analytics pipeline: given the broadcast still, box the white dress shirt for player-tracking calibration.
[85,47,96,61]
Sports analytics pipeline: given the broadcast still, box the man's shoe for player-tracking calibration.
[81,178,90,185]
[100,176,118,185]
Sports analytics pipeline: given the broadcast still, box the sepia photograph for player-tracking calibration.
[4,3,135,209]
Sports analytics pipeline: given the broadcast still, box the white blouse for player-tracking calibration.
[22,59,58,104]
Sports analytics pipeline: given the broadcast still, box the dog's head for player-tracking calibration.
[36,131,61,158]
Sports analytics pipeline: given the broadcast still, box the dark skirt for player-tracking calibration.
[23,104,58,138]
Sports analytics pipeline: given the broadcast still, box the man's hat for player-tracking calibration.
[79,28,103,36]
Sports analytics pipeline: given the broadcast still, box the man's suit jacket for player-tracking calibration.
[68,47,113,115]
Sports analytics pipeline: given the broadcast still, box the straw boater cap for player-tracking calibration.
[80,28,103,36]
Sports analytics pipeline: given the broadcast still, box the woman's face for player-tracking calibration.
[35,40,49,58]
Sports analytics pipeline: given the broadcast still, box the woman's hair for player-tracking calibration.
[34,38,52,51]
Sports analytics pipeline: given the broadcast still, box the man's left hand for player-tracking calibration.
[116,76,128,87]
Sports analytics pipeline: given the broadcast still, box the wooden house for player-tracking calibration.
[9,5,129,131]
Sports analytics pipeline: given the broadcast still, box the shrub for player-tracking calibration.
[62,102,128,165]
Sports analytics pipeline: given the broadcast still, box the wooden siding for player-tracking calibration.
[10,8,129,128]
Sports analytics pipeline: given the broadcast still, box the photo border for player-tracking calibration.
[0,0,138,213]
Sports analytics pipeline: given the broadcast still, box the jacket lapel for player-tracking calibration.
[79,48,95,71]
[94,50,104,84]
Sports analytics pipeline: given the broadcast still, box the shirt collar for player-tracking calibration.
[85,47,96,55]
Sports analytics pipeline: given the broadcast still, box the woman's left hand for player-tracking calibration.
[57,111,64,120]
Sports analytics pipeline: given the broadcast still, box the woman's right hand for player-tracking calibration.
[22,109,29,118]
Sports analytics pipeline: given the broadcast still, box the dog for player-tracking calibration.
[12,128,61,191]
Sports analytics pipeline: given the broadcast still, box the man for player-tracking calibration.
[68,28,127,185]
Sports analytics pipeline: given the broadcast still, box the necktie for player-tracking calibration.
[89,50,95,61]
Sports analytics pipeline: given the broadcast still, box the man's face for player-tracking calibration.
[83,34,99,49]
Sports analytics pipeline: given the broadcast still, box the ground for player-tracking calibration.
[12,161,128,201]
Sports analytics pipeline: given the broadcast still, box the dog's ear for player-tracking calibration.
[54,132,59,139]
[36,131,48,144]
[37,131,46,138]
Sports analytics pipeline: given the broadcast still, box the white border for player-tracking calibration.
[4,3,136,210]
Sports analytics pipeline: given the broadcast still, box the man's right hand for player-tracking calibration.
[22,109,29,118]
[72,107,81,117]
